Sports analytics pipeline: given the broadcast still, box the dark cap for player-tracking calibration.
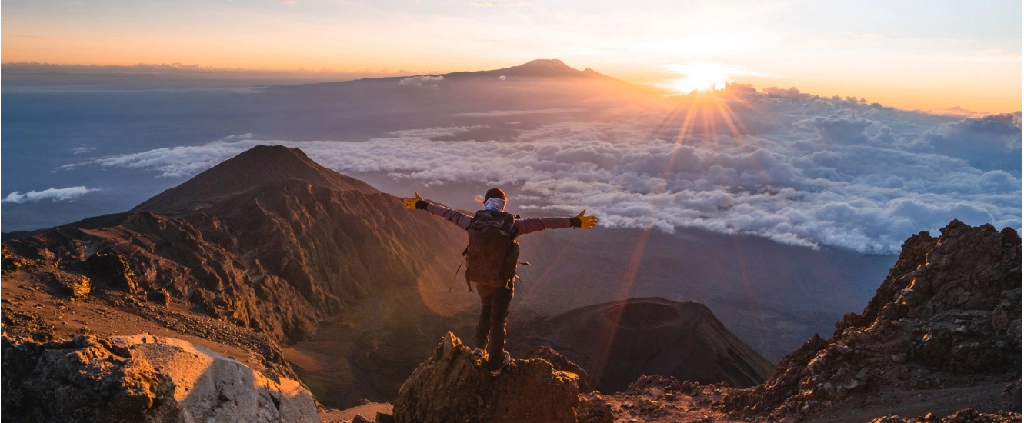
[484,187,506,201]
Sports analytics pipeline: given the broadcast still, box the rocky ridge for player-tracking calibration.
[720,220,1021,420]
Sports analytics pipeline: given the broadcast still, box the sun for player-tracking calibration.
[669,62,736,93]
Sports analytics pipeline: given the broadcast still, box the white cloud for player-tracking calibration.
[63,141,261,178]
[398,75,444,86]
[2,186,98,203]
[67,91,1022,254]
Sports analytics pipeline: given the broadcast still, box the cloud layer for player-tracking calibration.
[2,186,98,203]
[68,91,1022,254]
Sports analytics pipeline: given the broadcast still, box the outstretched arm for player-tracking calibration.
[404,192,472,230]
[517,210,598,236]
[424,203,473,230]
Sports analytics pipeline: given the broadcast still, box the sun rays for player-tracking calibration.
[590,86,772,372]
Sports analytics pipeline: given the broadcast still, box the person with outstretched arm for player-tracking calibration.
[405,187,598,376]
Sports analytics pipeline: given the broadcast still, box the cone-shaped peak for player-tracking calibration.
[134,145,376,213]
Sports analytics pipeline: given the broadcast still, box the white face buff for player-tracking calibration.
[485,197,506,212]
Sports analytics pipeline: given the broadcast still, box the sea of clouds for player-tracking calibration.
[66,90,1021,254]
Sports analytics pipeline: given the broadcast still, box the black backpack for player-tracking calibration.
[463,210,519,289]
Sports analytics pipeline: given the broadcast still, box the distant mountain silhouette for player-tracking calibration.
[443,58,613,81]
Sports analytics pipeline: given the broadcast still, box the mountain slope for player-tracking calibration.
[3,145,467,343]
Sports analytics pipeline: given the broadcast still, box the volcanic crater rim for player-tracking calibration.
[605,301,680,329]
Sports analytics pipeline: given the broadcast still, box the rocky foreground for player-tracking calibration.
[2,334,318,422]
[718,220,1021,421]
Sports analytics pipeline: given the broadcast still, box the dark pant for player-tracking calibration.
[473,281,514,370]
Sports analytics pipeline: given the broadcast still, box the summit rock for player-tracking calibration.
[392,332,584,423]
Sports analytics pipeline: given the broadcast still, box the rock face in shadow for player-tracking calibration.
[1,334,318,423]
[723,220,1022,420]
[2,145,466,344]
[513,297,773,393]
[392,332,583,423]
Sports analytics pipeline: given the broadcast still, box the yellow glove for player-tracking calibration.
[576,210,598,229]
[404,192,425,210]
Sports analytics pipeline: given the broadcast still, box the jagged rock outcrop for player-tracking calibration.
[515,297,773,392]
[722,220,1022,420]
[1,334,318,423]
[392,332,584,423]
[44,269,93,299]
[526,345,592,393]
[2,145,466,343]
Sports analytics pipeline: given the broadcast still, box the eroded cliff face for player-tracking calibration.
[722,220,1022,420]
[3,145,466,344]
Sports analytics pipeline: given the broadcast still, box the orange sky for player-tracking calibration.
[3,0,1021,113]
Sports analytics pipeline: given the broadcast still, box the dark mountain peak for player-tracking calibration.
[443,58,612,81]
[496,58,603,78]
[133,144,377,213]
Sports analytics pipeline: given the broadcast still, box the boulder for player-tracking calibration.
[86,251,138,293]
[525,345,592,393]
[1,334,318,423]
[46,270,92,299]
[392,332,581,423]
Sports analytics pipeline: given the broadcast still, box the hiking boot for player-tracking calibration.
[489,351,510,377]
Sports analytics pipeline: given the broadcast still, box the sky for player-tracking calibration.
[2,0,1021,112]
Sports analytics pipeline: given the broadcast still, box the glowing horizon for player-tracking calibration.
[2,1,1020,113]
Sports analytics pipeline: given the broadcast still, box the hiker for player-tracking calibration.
[405,188,597,376]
